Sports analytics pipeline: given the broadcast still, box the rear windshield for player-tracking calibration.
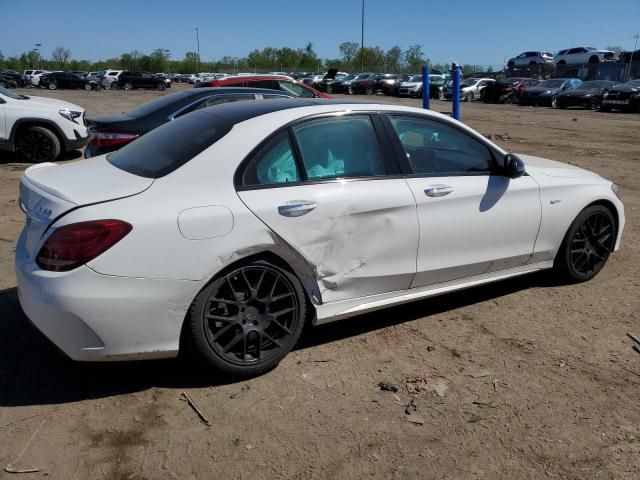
[126,91,193,118]
[108,110,232,178]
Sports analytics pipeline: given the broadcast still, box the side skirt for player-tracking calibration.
[313,261,554,325]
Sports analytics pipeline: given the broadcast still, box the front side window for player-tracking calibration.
[388,116,493,175]
[292,116,386,180]
[242,131,300,186]
[278,81,314,97]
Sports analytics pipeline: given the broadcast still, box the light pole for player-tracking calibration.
[628,34,639,82]
[360,0,365,72]
[34,43,42,69]
[195,27,201,72]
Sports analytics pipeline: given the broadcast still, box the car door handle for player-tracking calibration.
[424,185,454,197]
[278,201,318,217]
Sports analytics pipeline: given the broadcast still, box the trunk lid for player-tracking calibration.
[19,157,152,256]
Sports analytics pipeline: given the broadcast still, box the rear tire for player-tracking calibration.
[185,260,307,377]
[17,126,61,163]
[365,86,374,95]
[588,97,600,110]
[124,82,133,91]
[48,82,57,90]
[553,205,616,282]
[84,83,92,91]
[156,82,166,91]
[110,82,119,90]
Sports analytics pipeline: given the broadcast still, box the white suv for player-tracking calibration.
[554,47,615,65]
[101,70,123,89]
[507,51,554,67]
[0,86,88,162]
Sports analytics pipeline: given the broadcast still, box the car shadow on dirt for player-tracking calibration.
[0,272,564,407]
[0,149,83,165]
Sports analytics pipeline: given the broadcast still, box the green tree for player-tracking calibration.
[149,48,170,73]
[384,46,403,73]
[339,42,360,63]
[405,44,425,72]
[356,47,385,70]
[182,51,200,72]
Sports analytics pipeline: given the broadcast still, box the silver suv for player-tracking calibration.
[101,70,123,89]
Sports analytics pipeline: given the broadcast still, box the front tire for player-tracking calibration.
[186,260,307,377]
[17,126,61,163]
[84,83,92,91]
[588,97,601,110]
[156,82,166,91]
[554,205,616,282]
[124,82,134,91]
[365,86,374,95]
[48,82,57,90]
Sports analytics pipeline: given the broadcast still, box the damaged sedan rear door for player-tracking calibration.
[236,113,419,303]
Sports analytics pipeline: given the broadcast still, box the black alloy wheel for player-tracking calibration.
[555,205,616,282]
[589,97,601,110]
[17,126,61,163]
[187,261,307,376]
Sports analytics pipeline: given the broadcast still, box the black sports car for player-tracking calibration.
[600,79,640,112]
[518,78,583,107]
[84,87,294,157]
[39,72,100,90]
[554,80,619,110]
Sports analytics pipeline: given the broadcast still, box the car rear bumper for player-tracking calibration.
[15,231,201,361]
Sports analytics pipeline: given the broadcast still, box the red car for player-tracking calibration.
[196,75,330,98]
[482,77,540,104]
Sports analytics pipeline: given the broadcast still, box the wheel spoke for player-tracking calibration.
[271,292,293,302]
[271,319,292,335]
[270,307,295,317]
[211,322,236,342]
[222,332,243,353]
[262,331,282,349]
[206,313,236,323]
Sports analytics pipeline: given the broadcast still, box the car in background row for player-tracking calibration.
[39,72,100,91]
[118,71,168,91]
[0,86,88,162]
[444,78,495,102]
[0,70,28,88]
[196,74,330,98]
[619,50,640,63]
[327,74,359,94]
[553,47,615,65]
[483,77,540,104]
[519,78,582,106]
[398,75,423,97]
[85,87,295,157]
[29,71,52,86]
[102,70,123,89]
[554,80,619,110]
[600,79,640,112]
[507,51,554,68]
[351,74,398,95]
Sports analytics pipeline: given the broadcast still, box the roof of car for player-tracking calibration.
[198,98,384,125]
[213,75,294,83]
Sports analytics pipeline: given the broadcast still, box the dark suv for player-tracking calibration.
[118,71,167,91]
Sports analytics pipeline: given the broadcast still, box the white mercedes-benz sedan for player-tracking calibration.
[15,99,624,376]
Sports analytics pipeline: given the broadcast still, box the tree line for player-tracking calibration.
[0,42,491,75]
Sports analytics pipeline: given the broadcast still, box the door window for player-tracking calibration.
[292,116,387,180]
[388,116,493,175]
[278,81,314,97]
[242,131,300,186]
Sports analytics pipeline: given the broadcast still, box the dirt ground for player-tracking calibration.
[1,85,639,479]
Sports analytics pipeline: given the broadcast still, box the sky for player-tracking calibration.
[1,0,639,68]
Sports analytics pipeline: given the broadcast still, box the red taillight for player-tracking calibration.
[89,131,139,148]
[36,220,132,272]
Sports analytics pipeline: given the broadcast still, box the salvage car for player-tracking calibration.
[444,78,495,101]
[15,99,624,376]
[553,47,615,65]
[554,80,619,110]
[483,77,540,104]
[519,78,582,106]
[507,51,554,68]
[398,75,423,97]
[600,79,640,112]
[118,71,167,91]
[196,74,329,98]
[85,87,295,157]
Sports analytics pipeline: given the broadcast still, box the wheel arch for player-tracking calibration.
[585,198,620,236]
[178,249,318,354]
[9,118,67,153]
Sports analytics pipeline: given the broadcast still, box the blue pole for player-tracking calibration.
[422,64,430,110]
[452,65,461,120]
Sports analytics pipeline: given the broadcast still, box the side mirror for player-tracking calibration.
[504,153,526,179]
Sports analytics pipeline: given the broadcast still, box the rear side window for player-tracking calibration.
[292,116,386,180]
[278,81,314,97]
[108,111,232,178]
[242,131,300,185]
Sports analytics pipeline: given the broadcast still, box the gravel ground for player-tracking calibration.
[0,85,639,479]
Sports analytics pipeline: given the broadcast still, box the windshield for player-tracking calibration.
[538,79,565,88]
[502,78,522,85]
[408,75,422,82]
[574,81,607,90]
[0,86,23,99]
[126,91,193,118]
[108,110,232,178]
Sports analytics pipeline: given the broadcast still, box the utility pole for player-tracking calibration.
[195,27,201,72]
[629,34,639,82]
[360,0,365,72]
